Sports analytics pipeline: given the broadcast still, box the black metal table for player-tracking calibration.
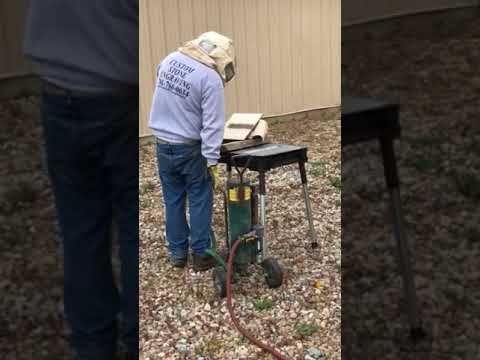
[342,96,421,335]
[219,143,318,260]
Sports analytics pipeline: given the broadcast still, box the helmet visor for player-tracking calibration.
[224,62,235,83]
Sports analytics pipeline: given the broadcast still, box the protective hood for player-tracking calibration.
[178,31,236,84]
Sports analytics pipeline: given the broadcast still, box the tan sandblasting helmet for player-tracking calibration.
[178,31,236,84]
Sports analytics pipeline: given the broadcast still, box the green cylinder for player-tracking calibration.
[226,180,258,270]
[227,181,252,244]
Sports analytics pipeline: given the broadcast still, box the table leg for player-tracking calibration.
[298,162,319,249]
[258,171,268,261]
[225,164,232,244]
[226,164,232,185]
[380,137,421,335]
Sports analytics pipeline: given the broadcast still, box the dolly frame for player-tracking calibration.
[220,143,318,263]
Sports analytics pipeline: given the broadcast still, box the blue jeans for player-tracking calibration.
[41,90,139,359]
[156,142,213,259]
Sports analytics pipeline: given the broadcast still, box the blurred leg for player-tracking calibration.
[106,96,139,356]
[41,93,119,359]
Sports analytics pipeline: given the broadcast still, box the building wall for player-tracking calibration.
[140,0,341,137]
[342,0,478,25]
[0,0,31,77]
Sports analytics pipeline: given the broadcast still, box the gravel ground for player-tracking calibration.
[139,108,341,360]
[6,7,477,360]
[0,96,70,359]
[342,7,480,360]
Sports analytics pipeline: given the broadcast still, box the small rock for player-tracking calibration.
[305,347,326,360]
[175,339,188,353]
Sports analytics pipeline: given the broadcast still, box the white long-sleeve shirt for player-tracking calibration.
[149,52,225,166]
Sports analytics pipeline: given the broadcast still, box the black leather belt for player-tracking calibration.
[156,137,200,146]
[42,80,138,97]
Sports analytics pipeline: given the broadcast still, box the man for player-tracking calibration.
[23,1,139,359]
[149,32,236,271]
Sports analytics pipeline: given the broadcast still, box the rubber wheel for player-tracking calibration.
[261,257,283,288]
[212,267,227,298]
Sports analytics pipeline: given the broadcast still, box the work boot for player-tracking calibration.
[170,256,187,268]
[193,253,215,272]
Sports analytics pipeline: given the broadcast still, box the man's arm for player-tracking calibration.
[200,74,225,166]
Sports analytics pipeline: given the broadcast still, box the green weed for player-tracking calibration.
[295,323,319,337]
[140,198,153,210]
[329,176,341,191]
[140,180,156,195]
[253,298,274,312]
[194,338,224,357]
[310,161,326,177]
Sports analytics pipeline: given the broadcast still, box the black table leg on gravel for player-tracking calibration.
[258,171,268,261]
[226,164,232,182]
[298,161,319,249]
[380,136,423,339]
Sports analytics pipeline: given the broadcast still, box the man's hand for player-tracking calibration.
[208,164,220,190]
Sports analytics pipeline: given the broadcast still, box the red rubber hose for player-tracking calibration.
[226,239,290,360]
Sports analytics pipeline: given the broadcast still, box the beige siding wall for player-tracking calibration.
[0,0,31,77]
[342,0,478,26]
[140,0,341,137]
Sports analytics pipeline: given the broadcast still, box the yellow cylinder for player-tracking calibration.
[228,186,251,202]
